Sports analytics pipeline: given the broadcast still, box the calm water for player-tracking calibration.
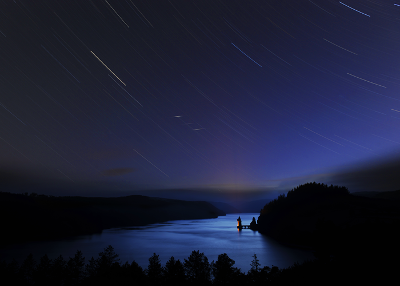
[0,214,314,272]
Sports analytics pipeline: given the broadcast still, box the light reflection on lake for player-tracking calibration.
[0,214,314,272]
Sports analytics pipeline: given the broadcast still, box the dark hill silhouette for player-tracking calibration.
[256,182,400,279]
[209,202,241,214]
[350,191,381,198]
[255,182,400,284]
[0,192,225,245]
[373,189,400,200]
[351,189,400,199]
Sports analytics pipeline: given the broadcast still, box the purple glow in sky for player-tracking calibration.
[1,0,400,200]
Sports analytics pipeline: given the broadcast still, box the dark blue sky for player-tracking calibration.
[1,0,400,200]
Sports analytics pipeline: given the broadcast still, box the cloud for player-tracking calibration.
[100,167,137,177]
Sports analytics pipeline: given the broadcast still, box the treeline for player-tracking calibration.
[0,191,224,244]
[1,244,394,286]
[260,182,349,216]
[0,245,280,286]
[257,182,400,247]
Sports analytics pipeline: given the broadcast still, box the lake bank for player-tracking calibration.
[0,192,225,245]
[0,214,315,272]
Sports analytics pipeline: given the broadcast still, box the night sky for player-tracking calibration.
[1,0,400,200]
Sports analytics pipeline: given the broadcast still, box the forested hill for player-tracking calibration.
[256,182,400,250]
[255,183,400,282]
[0,192,225,245]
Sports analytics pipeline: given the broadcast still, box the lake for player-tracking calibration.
[0,213,314,272]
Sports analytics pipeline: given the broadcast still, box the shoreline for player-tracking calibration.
[0,192,225,246]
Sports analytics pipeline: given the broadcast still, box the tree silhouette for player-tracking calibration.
[85,256,98,278]
[250,253,260,272]
[247,253,261,284]
[211,253,239,286]
[97,245,119,269]
[34,254,52,285]
[50,255,66,286]
[66,250,85,285]
[18,253,36,285]
[250,217,257,230]
[164,256,186,285]
[184,250,211,285]
[147,253,163,285]
[125,260,146,285]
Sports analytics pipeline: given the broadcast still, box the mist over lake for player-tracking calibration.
[0,214,313,272]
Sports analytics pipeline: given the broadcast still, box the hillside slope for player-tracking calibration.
[0,192,225,244]
[256,183,400,254]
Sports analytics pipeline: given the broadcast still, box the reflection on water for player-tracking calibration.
[0,214,314,272]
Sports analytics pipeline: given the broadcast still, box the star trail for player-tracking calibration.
[1,0,400,198]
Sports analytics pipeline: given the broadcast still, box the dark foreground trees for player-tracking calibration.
[0,246,277,286]
[164,256,185,285]
[184,250,211,285]
[212,253,242,286]
[147,253,163,285]
[1,244,397,286]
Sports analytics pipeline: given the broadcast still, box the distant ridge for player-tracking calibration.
[0,192,225,245]
[351,191,381,198]
[209,201,241,214]
[210,199,274,214]
[231,198,273,213]
[352,189,400,199]
[370,189,400,200]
